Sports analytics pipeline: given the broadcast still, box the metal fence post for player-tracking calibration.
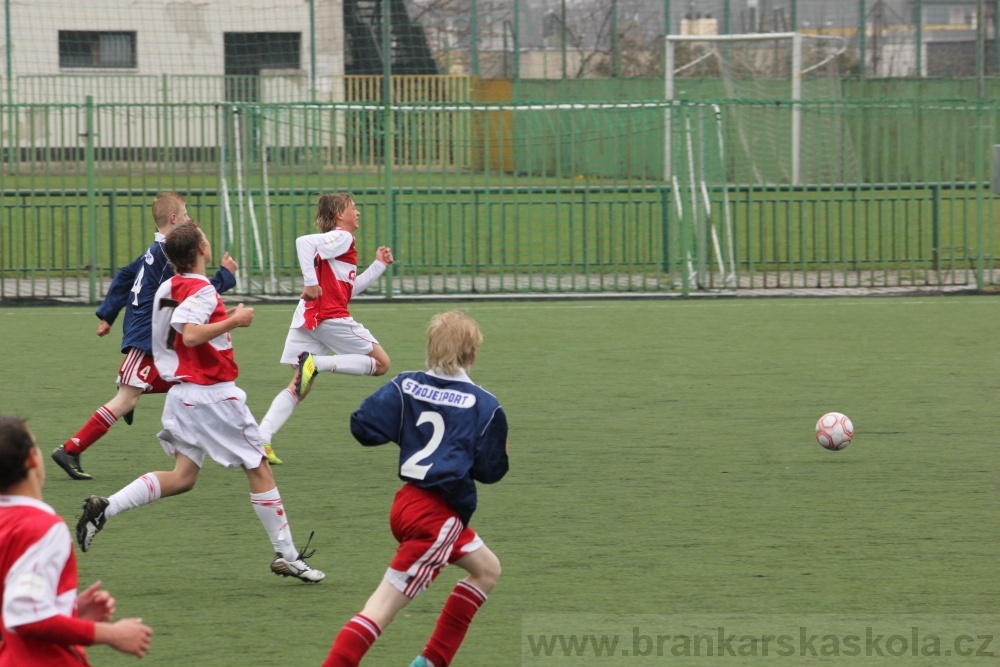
[513,0,520,79]
[931,183,940,275]
[661,186,671,276]
[382,0,394,298]
[915,0,923,77]
[5,0,14,176]
[309,0,317,102]
[471,0,479,77]
[859,0,866,78]
[85,95,98,304]
[108,190,116,276]
[975,104,986,289]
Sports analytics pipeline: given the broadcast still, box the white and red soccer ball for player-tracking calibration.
[815,412,854,451]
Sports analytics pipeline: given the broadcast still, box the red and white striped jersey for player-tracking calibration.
[0,495,89,667]
[152,273,238,385]
[292,229,359,330]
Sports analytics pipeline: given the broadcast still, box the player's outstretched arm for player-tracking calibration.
[181,304,254,347]
[93,618,153,658]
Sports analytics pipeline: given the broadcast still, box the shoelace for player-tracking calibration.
[297,531,316,561]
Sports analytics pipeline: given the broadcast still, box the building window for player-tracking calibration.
[223,32,301,101]
[59,31,136,68]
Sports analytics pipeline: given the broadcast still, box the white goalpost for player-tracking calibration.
[664,31,847,186]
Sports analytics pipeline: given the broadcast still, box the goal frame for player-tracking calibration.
[664,32,804,184]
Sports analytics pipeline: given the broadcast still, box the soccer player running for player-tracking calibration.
[76,222,324,584]
[51,192,240,480]
[0,416,152,665]
[258,192,393,465]
[322,311,509,667]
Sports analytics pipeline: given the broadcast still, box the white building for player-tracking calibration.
[2,0,345,104]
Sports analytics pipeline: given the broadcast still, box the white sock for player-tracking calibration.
[259,389,297,443]
[250,487,296,560]
[107,473,162,519]
[314,354,376,376]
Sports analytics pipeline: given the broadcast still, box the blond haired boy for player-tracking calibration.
[322,311,509,667]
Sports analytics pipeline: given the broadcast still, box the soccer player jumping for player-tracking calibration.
[257,192,393,465]
[322,311,509,667]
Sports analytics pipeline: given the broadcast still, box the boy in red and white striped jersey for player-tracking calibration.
[75,223,324,584]
[257,192,394,464]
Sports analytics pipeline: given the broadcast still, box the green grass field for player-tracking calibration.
[2,297,998,665]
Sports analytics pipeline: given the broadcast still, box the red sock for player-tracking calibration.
[64,407,117,455]
[323,614,381,667]
[422,581,487,667]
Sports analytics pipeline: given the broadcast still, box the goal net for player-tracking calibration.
[666,32,858,186]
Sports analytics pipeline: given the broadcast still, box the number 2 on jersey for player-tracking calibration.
[400,411,445,480]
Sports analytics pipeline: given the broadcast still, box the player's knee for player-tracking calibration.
[473,552,501,592]
[373,355,390,376]
[176,479,197,494]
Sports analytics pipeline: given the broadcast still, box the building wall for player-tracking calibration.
[3,0,344,102]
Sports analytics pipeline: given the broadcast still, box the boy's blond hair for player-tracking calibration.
[151,192,186,230]
[315,192,354,233]
[426,311,482,375]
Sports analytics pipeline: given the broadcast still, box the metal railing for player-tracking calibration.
[2,96,998,301]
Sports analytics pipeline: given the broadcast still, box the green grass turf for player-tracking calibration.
[2,297,998,665]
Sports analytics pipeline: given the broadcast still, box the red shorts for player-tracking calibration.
[385,483,482,599]
[117,347,174,394]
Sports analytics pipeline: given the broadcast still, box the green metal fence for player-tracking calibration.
[2,96,999,302]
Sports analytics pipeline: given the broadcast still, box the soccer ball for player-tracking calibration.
[815,412,854,451]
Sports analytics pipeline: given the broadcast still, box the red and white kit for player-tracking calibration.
[152,273,237,385]
[278,229,386,364]
[152,274,265,468]
[0,496,94,667]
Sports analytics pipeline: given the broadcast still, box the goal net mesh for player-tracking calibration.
[669,34,860,185]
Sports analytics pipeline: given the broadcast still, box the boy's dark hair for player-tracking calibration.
[0,416,35,492]
[164,222,204,273]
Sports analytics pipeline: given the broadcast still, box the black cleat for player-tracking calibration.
[51,447,93,481]
[76,496,110,552]
[122,409,135,426]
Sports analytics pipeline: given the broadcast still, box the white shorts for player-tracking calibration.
[279,317,379,365]
[157,382,266,469]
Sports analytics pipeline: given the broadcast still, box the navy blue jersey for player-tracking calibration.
[96,234,236,354]
[351,370,509,526]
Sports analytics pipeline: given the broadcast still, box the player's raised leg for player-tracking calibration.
[76,454,200,552]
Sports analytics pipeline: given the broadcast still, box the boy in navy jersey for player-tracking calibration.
[0,416,152,666]
[76,223,324,584]
[52,192,239,480]
[322,311,508,667]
